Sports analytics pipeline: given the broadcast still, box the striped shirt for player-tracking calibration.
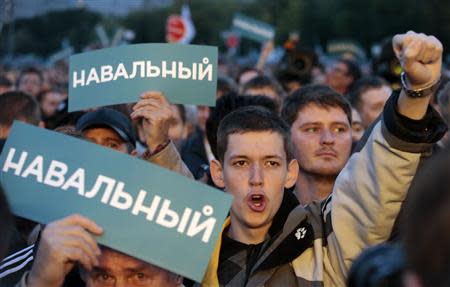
[0,244,34,286]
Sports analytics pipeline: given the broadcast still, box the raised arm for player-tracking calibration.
[132,92,193,178]
[322,31,447,286]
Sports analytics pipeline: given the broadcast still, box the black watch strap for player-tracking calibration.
[400,72,440,98]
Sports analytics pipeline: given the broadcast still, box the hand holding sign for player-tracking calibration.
[27,214,103,287]
[1,122,231,282]
[68,44,217,112]
[131,92,172,153]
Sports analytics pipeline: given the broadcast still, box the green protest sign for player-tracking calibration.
[232,13,275,43]
[68,43,217,112]
[0,122,232,282]
[326,40,366,62]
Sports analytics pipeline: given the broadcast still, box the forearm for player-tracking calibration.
[325,30,447,283]
[397,89,431,120]
[141,141,193,179]
[326,91,447,277]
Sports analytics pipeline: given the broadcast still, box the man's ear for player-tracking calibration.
[210,159,225,189]
[284,159,299,189]
[0,125,9,138]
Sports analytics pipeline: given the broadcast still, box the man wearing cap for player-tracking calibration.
[2,92,192,286]
[75,91,191,176]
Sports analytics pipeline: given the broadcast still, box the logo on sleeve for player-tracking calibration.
[295,227,307,240]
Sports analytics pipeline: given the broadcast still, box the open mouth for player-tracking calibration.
[247,194,266,212]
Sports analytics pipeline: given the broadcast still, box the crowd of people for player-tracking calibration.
[0,30,449,287]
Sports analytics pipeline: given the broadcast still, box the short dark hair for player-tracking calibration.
[0,91,41,127]
[348,76,389,109]
[277,70,311,92]
[281,84,352,126]
[241,75,286,99]
[16,66,43,87]
[216,106,294,163]
[217,76,237,97]
[402,147,450,287]
[206,93,279,160]
[340,59,362,83]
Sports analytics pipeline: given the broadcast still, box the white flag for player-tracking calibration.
[180,4,196,44]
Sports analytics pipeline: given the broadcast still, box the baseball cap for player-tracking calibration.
[75,108,136,147]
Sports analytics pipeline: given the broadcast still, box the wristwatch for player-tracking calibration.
[400,72,440,98]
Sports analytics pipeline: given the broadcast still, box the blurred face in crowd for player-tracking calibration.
[40,91,62,118]
[83,127,133,155]
[351,108,364,142]
[325,61,352,93]
[290,104,352,177]
[83,248,182,287]
[18,72,42,98]
[311,66,326,84]
[358,85,391,128]
[211,131,297,242]
[168,105,186,144]
[196,106,210,133]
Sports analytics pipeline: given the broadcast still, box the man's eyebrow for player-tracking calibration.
[125,264,157,273]
[228,155,250,160]
[263,155,283,160]
[330,121,351,126]
[228,155,284,160]
[104,137,123,142]
[299,122,323,127]
[299,121,349,127]
[90,266,110,273]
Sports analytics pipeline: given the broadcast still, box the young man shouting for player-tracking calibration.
[201,31,447,286]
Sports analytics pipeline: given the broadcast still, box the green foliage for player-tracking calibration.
[2,0,450,58]
[121,8,170,44]
[1,8,102,57]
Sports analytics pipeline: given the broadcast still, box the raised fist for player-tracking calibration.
[393,31,442,89]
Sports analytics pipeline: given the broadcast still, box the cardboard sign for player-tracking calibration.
[0,122,231,282]
[232,13,275,43]
[68,43,217,111]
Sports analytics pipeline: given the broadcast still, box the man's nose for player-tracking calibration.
[114,279,127,287]
[249,164,264,186]
[321,129,335,145]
